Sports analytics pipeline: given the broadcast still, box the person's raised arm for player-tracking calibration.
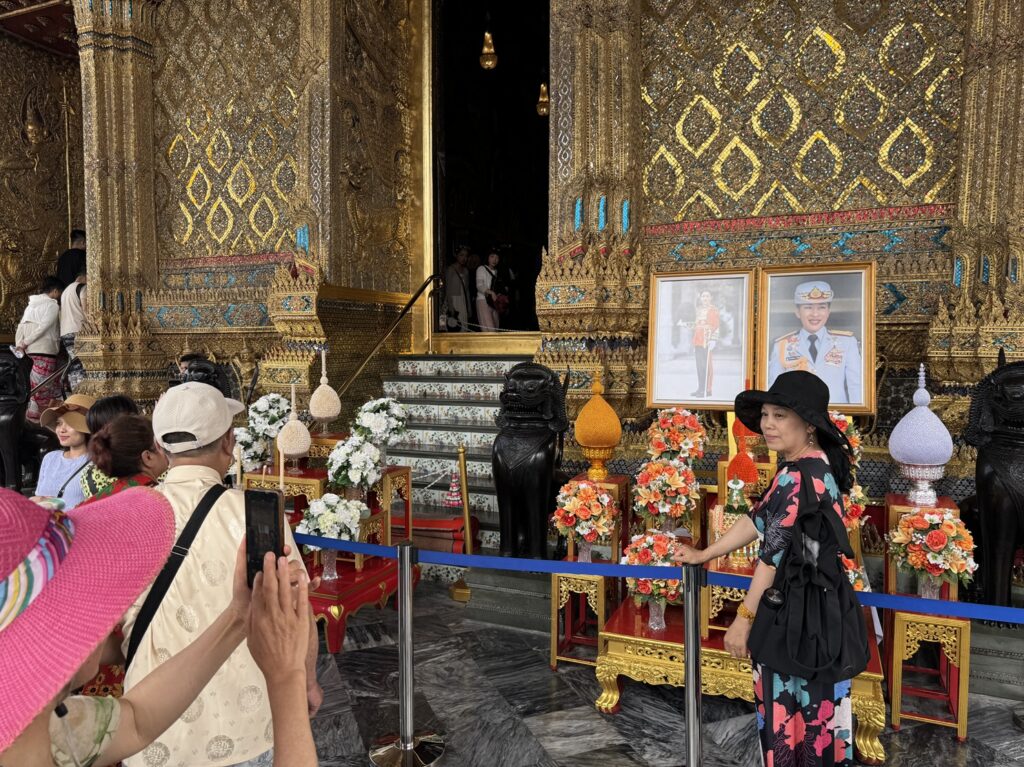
[249,552,318,767]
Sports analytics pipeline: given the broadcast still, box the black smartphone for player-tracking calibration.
[244,489,285,587]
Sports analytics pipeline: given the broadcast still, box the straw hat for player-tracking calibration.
[0,487,175,750]
[40,393,96,434]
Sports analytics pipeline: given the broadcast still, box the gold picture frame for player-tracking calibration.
[756,261,877,415]
[647,269,755,410]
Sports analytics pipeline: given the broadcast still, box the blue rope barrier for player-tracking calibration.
[294,532,1024,624]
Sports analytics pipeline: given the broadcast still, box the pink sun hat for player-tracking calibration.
[0,486,175,751]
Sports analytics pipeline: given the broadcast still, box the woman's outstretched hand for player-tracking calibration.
[672,544,708,565]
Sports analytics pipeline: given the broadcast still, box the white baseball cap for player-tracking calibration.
[152,381,245,453]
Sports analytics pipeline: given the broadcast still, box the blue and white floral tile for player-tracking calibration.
[403,402,500,425]
[383,380,503,401]
[394,428,495,450]
[413,487,498,514]
[420,563,465,584]
[478,530,500,549]
[401,455,492,480]
[398,358,522,378]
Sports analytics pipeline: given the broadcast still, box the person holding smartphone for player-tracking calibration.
[0,486,317,767]
[118,382,321,767]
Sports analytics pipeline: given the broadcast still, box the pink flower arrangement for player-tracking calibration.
[633,458,700,529]
[647,408,706,463]
[551,480,619,543]
[622,531,683,605]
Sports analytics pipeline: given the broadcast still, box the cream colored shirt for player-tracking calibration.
[120,465,300,767]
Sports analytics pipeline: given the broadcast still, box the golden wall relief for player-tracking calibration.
[152,0,300,262]
[332,1,416,293]
[641,0,965,222]
[0,34,83,334]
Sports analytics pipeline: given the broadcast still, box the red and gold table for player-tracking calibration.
[309,557,421,653]
[593,601,886,764]
[243,466,328,526]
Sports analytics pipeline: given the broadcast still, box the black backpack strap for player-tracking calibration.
[125,485,227,669]
[56,459,90,499]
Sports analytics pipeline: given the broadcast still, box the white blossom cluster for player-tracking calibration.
[247,393,292,441]
[233,426,269,472]
[295,493,368,549]
[352,397,408,446]
[327,434,382,489]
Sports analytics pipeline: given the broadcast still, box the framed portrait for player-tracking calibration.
[756,262,876,414]
[647,270,755,410]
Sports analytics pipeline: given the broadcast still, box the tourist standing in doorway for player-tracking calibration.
[476,250,505,331]
[445,246,471,331]
[15,276,63,422]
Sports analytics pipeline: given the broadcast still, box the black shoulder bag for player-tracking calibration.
[746,464,869,684]
[125,485,226,669]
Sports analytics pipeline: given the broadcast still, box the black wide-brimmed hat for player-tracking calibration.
[734,371,845,446]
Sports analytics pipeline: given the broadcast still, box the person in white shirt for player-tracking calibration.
[15,276,63,422]
[59,270,87,390]
[121,382,321,767]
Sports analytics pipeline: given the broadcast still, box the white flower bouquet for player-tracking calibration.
[248,393,292,441]
[327,434,382,489]
[234,426,269,472]
[295,493,369,549]
[352,397,408,446]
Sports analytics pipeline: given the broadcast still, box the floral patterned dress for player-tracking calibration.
[748,452,853,767]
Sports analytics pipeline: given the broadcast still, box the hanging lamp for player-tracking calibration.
[480,31,498,69]
[536,82,550,116]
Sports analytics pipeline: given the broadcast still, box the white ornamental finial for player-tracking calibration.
[913,363,930,408]
[320,349,328,386]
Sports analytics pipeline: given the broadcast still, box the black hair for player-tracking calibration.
[815,426,854,495]
[86,394,141,434]
[71,229,86,241]
[40,276,63,294]
[161,429,227,458]
[76,268,87,279]
[180,352,208,364]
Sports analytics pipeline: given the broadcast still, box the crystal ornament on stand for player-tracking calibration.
[277,384,312,473]
[887,364,953,506]
[309,349,341,432]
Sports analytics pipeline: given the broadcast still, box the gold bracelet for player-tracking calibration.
[737,604,756,622]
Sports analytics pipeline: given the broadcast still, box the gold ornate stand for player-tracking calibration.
[890,612,971,741]
[594,602,886,763]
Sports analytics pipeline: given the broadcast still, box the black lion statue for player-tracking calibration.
[0,349,58,491]
[492,362,569,559]
[965,350,1024,606]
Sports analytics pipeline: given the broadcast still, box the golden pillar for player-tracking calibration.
[71,0,166,401]
[928,0,1024,397]
[537,0,646,418]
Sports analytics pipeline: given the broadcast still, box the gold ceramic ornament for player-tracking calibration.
[574,373,622,481]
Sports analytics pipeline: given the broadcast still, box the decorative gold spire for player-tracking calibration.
[574,373,622,481]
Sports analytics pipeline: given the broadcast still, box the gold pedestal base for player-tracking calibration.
[449,577,471,602]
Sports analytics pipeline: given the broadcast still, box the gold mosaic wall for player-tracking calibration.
[152,0,300,261]
[0,34,83,335]
[641,0,965,222]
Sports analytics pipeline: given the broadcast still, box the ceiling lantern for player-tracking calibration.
[480,31,498,70]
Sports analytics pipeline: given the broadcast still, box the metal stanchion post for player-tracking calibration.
[683,564,706,766]
[369,542,445,766]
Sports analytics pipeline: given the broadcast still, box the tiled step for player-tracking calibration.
[388,446,492,484]
[414,485,497,516]
[383,377,504,402]
[398,354,532,378]
[394,421,498,450]
[401,400,500,426]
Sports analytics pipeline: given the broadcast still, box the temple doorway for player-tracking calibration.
[431,0,549,343]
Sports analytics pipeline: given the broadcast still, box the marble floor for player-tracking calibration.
[310,583,1024,766]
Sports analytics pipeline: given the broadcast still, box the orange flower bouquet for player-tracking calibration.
[840,554,869,592]
[887,509,978,596]
[843,483,868,531]
[552,480,619,563]
[621,531,682,630]
[647,408,706,463]
[633,458,700,531]
[829,410,862,469]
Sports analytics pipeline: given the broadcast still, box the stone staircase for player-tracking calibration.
[384,353,532,543]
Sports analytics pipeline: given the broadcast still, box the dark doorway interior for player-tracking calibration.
[435,0,549,332]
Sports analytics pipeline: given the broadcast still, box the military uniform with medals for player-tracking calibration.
[766,282,862,405]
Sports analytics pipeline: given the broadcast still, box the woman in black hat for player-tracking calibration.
[675,370,856,766]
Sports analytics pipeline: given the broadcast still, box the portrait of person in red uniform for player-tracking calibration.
[648,271,753,409]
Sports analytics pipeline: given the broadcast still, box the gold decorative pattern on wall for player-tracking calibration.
[152,0,300,260]
[332,2,417,292]
[640,0,965,222]
[0,34,83,335]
